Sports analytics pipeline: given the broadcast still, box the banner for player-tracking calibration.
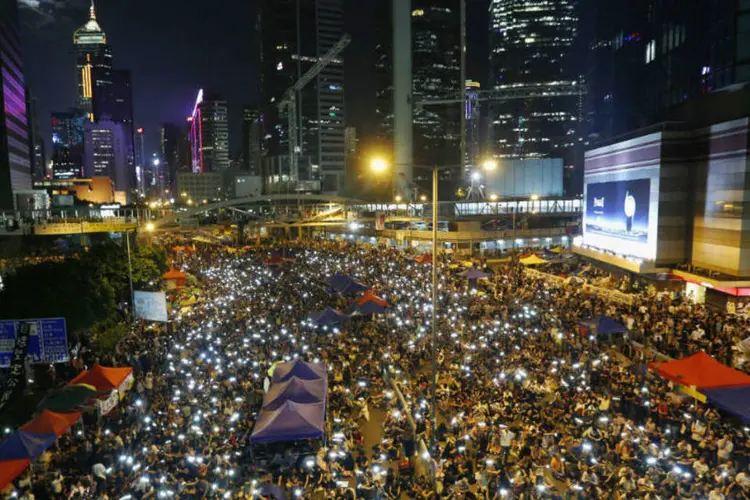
[134,291,169,322]
[0,322,31,413]
[0,318,68,367]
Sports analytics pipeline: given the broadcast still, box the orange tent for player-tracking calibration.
[415,253,432,264]
[0,458,31,491]
[69,365,134,392]
[649,351,750,389]
[356,290,388,307]
[163,268,187,289]
[20,410,81,437]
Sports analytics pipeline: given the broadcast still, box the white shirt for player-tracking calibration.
[499,429,514,447]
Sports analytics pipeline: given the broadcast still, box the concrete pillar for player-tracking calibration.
[392,0,413,197]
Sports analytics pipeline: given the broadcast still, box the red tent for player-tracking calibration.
[20,410,81,437]
[415,253,432,264]
[69,365,134,392]
[649,351,750,389]
[163,269,187,288]
[356,290,388,307]
[0,458,31,491]
[263,255,284,266]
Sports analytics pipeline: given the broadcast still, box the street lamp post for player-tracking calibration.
[125,230,135,317]
[371,157,498,458]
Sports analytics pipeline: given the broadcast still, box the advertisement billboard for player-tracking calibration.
[586,179,650,242]
[134,291,169,322]
[0,318,68,367]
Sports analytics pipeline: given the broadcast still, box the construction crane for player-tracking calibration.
[277,34,351,184]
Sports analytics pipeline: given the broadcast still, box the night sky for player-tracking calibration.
[19,0,489,160]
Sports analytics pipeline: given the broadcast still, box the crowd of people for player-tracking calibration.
[3,238,750,499]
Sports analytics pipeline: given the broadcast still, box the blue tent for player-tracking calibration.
[326,274,369,295]
[459,267,491,279]
[262,377,326,411]
[310,307,351,326]
[250,401,326,444]
[703,386,750,424]
[272,359,327,383]
[0,431,58,461]
[580,315,627,335]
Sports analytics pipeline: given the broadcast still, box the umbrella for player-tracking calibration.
[36,384,100,413]
[309,307,351,326]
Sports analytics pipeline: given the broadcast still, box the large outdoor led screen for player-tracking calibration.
[584,179,653,257]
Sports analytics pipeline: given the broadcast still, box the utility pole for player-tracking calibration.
[459,0,467,177]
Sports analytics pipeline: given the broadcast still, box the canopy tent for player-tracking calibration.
[703,386,750,423]
[272,359,327,383]
[0,431,57,461]
[69,365,134,393]
[37,384,100,413]
[309,307,351,326]
[263,255,285,266]
[163,269,187,280]
[20,410,81,437]
[250,401,325,444]
[649,351,750,389]
[0,458,31,491]
[459,267,491,280]
[262,377,326,411]
[326,274,368,295]
[519,255,549,266]
[356,301,388,315]
[414,253,432,264]
[550,246,566,253]
[579,315,628,336]
[355,290,388,307]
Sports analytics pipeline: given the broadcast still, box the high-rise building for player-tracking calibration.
[73,1,110,121]
[83,120,130,193]
[92,68,133,124]
[374,1,461,177]
[0,0,30,209]
[188,90,229,173]
[465,81,482,170]
[26,90,45,181]
[161,123,186,194]
[134,127,145,195]
[242,107,262,176]
[585,0,750,141]
[51,111,85,180]
[487,0,582,167]
[259,0,345,193]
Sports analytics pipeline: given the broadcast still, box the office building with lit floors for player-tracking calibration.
[0,0,31,209]
[83,120,130,199]
[258,0,345,194]
[73,1,110,121]
[189,91,229,173]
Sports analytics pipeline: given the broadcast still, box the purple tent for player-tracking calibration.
[703,386,750,424]
[327,274,368,295]
[272,359,327,383]
[459,267,491,279]
[0,431,58,461]
[262,377,327,411]
[310,307,351,326]
[250,401,326,444]
[356,301,388,315]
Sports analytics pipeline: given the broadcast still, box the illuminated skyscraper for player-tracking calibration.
[50,111,85,180]
[73,1,110,121]
[188,90,229,174]
[242,107,262,176]
[488,0,582,166]
[259,0,345,193]
[0,0,30,209]
[374,1,461,177]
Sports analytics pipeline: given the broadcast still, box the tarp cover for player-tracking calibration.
[356,301,388,315]
[0,458,31,491]
[262,377,326,411]
[20,410,81,437]
[415,253,432,264]
[309,307,351,326]
[69,364,134,392]
[327,274,368,295]
[650,351,750,389]
[0,431,57,461]
[250,401,325,444]
[356,290,388,307]
[272,359,327,383]
[703,386,750,423]
[579,315,628,336]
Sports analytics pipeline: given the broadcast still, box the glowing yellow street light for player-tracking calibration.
[187,199,193,206]
[395,195,402,202]
[420,194,428,202]
[145,222,155,232]
[530,194,539,201]
[370,157,388,173]
[482,159,498,171]
[489,193,499,201]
